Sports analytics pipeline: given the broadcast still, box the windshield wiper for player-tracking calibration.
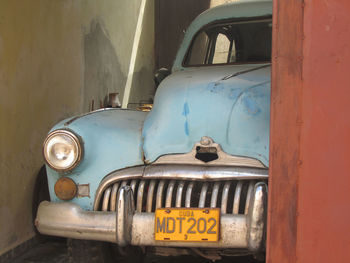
[221,64,271,81]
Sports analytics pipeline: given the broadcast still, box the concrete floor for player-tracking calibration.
[10,237,263,263]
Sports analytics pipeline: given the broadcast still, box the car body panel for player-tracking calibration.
[142,65,270,167]
[46,109,147,210]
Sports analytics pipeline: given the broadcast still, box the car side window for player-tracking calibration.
[184,18,272,67]
[212,33,232,64]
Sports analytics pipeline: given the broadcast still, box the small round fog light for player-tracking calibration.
[54,177,77,200]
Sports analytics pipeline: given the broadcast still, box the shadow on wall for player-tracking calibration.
[84,20,125,112]
[155,0,211,70]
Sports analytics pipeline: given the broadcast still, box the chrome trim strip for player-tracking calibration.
[110,183,119,212]
[185,182,194,208]
[221,181,231,214]
[233,181,243,214]
[130,180,137,196]
[146,180,156,212]
[165,180,175,208]
[210,182,220,208]
[143,165,268,181]
[176,181,185,208]
[199,183,209,208]
[136,180,145,212]
[156,180,165,209]
[102,187,111,212]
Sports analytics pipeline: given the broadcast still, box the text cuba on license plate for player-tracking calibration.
[154,208,220,242]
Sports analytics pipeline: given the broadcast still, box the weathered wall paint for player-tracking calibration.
[267,0,350,262]
[297,0,350,262]
[0,0,154,255]
[266,0,303,261]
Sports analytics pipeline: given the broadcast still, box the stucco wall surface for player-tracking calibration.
[0,0,154,255]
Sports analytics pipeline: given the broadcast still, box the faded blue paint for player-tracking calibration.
[142,65,271,166]
[46,109,147,210]
[172,0,273,72]
[143,0,272,166]
[243,95,262,115]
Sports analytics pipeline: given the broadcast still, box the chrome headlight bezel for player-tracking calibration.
[43,129,83,172]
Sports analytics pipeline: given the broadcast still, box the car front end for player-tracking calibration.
[35,0,272,261]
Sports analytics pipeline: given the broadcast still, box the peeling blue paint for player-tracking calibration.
[184,121,189,136]
[243,96,261,115]
[229,88,243,100]
[208,82,225,93]
[182,102,190,116]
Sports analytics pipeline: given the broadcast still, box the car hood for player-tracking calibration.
[142,64,271,167]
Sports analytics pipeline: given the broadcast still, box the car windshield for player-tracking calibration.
[184,17,272,66]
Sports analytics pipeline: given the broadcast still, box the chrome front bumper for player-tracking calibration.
[35,182,267,251]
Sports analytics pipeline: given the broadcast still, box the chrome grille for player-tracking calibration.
[96,179,266,215]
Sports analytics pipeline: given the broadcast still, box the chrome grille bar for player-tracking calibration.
[185,182,194,208]
[136,180,145,212]
[110,183,119,211]
[156,180,165,209]
[221,181,231,214]
[95,177,267,215]
[210,182,220,208]
[146,180,156,212]
[176,181,185,207]
[199,182,209,208]
[233,181,243,214]
[165,180,175,208]
[102,187,112,212]
[130,180,137,195]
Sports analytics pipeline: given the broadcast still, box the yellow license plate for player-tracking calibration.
[154,208,220,242]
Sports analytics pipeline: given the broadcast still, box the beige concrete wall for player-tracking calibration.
[0,0,154,255]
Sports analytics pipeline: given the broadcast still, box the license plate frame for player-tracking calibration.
[154,208,220,242]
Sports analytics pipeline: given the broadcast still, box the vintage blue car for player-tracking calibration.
[36,0,272,261]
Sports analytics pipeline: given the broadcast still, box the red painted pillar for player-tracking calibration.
[267,0,350,262]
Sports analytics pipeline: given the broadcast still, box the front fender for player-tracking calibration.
[46,109,148,210]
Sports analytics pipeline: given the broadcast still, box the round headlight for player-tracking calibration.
[43,130,82,171]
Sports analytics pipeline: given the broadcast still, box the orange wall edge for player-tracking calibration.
[267,0,350,262]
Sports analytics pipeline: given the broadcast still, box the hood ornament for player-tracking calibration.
[153,136,266,168]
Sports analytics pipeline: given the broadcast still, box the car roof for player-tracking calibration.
[172,0,273,72]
